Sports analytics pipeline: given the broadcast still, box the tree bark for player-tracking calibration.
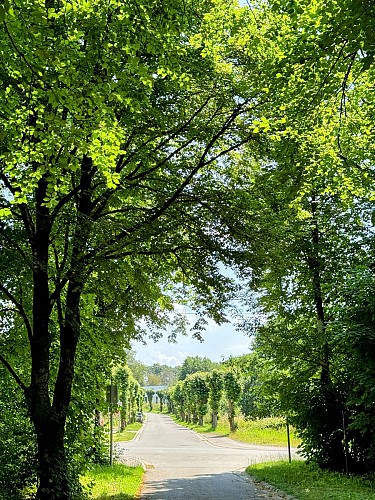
[228,401,236,432]
[29,159,93,498]
[34,413,70,499]
[309,202,330,386]
[33,273,84,499]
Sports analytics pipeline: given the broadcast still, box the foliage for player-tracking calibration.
[0,0,266,495]
[0,373,36,500]
[170,382,186,421]
[146,390,155,412]
[114,365,144,429]
[223,370,242,432]
[207,370,223,429]
[178,356,218,381]
[147,364,179,386]
[1,0,375,491]
[233,0,375,475]
[156,389,166,412]
[223,354,280,418]
[124,352,147,386]
[186,372,210,425]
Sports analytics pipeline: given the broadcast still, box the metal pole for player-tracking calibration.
[110,404,113,466]
[286,420,292,463]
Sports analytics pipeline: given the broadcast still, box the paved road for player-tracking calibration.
[116,413,298,499]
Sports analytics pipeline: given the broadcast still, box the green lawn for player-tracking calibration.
[247,461,375,500]
[81,464,144,500]
[171,414,300,447]
[112,422,143,443]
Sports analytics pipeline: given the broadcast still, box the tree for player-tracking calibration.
[124,352,147,386]
[223,354,278,419]
[236,0,375,472]
[186,372,210,425]
[146,390,155,412]
[156,389,166,412]
[178,356,217,381]
[115,365,143,430]
[0,0,270,496]
[223,371,242,432]
[147,363,179,386]
[170,382,186,421]
[207,370,223,429]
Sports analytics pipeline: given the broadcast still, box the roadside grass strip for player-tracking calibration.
[247,461,375,500]
[171,414,300,447]
[113,422,143,443]
[81,464,143,499]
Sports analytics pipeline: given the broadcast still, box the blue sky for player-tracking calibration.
[131,319,253,367]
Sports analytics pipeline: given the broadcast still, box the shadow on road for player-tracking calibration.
[140,471,272,500]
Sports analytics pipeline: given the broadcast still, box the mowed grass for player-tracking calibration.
[247,461,375,500]
[172,414,300,447]
[112,422,143,443]
[81,463,143,500]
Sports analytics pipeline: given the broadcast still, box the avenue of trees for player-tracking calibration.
[168,354,274,433]
[1,0,375,497]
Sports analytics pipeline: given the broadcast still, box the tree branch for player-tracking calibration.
[0,284,33,343]
[0,353,27,392]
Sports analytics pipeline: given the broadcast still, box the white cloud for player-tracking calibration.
[132,321,252,366]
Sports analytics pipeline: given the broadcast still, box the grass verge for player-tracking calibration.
[113,422,143,443]
[81,463,144,499]
[247,460,375,500]
[171,414,300,447]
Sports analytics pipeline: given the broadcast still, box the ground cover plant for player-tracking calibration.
[247,461,375,500]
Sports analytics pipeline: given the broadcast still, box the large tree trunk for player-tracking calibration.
[34,412,70,499]
[31,275,83,499]
[27,177,71,498]
[28,162,93,498]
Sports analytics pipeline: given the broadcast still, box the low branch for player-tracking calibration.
[0,353,27,392]
[0,284,33,342]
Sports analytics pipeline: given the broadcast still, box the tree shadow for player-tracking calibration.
[139,470,262,499]
[95,495,134,500]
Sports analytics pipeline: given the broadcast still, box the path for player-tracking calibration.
[116,413,298,499]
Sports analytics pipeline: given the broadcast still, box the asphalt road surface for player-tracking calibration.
[116,413,298,499]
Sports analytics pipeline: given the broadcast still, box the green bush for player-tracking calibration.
[0,387,37,499]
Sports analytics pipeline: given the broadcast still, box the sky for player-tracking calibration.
[131,318,253,367]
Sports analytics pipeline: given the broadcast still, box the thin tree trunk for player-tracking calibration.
[309,201,330,385]
[212,412,218,430]
[228,401,236,432]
